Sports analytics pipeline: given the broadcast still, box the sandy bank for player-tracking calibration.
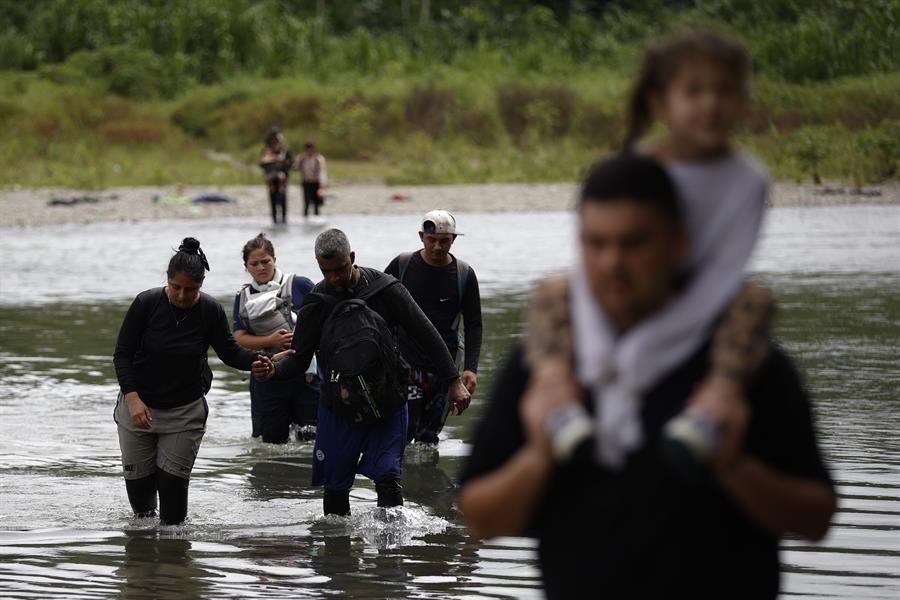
[1,181,897,228]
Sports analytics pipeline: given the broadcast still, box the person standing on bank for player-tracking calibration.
[253,229,471,516]
[297,140,327,218]
[232,232,320,443]
[260,127,294,224]
[458,157,836,598]
[385,210,482,445]
[113,238,261,525]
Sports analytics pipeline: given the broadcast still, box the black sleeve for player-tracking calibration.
[275,293,324,380]
[745,346,833,488]
[208,298,258,370]
[384,256,400,278]
[458,345,530,485]
[384,281,459,383]
[113,293,150,396]
[461,268,483,373]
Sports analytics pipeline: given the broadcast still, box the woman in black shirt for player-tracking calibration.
[113,238,259,524]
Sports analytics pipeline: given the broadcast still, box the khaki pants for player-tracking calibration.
[114,394,208,480]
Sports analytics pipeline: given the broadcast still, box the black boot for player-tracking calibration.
[323,488,350,516]
[125,474,158,518]
[375,477,403,508]
[157,470,190,525]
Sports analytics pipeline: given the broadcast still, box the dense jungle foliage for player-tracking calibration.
[0,0,897,187]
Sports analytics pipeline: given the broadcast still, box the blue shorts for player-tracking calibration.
[311,403,408,491]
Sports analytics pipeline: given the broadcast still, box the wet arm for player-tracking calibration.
[210,304,258,370]
[273,299,321,380]
[459,444,553,539]
[716,353,836,541]
[233,329,278,350]
[718,458,836,541]
[459,347,555,538]
[387,284,458,382]
[113,295,148,395]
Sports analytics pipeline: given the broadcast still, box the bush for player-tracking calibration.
[320,101,375,159]
[497,84,577,145]
[0,32,36,70]
[787,127,827,184]
[405,86,455,136]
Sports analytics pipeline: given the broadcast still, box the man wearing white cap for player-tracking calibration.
[386,210,483,446]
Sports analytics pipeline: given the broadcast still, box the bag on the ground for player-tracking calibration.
[313,276,407,425]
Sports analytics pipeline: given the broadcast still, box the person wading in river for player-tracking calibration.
[253,229,471,515]
[113,238,260,525]
[458,156,836,599]
[232,232,320,443]
[385,210,483,447]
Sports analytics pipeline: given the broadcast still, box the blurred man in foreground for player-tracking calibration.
[458,155,836,599]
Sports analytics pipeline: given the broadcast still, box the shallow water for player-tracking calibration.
[1,206,899,598]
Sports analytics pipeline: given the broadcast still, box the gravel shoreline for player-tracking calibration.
[1,181,897,228]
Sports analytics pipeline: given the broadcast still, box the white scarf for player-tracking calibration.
[250,267,284,293]
[570,154,766,468]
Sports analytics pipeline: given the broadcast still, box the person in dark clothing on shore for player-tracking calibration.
[385,210,482,445]
[253,228,471,515]
[458,156,836,599]
[113,238,261,525]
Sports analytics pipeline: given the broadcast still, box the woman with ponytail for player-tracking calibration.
[113,237,261,525]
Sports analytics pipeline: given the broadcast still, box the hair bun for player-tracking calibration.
[179,237,201,253]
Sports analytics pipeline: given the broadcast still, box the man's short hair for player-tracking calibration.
[579,154,682,224]
[315,228,351,260]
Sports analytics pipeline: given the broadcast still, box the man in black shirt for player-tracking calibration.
[385,210,483,445]
[458,156,836,599]
[254,229,471,515]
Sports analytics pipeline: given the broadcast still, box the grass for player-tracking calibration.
[0,33,897,188]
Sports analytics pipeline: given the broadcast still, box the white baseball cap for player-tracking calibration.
[421,209,462,235]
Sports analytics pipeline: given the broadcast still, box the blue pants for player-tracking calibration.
[311,402,408,491]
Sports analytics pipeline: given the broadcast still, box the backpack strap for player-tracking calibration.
[454,256,470,300]
[308,272,398,307]
[397,252,414,283]
[237,283,252,330]
[280,273,295,326]
[356,273,398,303]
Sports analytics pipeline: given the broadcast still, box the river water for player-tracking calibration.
[1,206,898,598]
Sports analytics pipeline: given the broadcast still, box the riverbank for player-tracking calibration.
[1,181,898,228]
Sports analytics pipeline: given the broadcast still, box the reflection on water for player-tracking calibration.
[1,206,899,598]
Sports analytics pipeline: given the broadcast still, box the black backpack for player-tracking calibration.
[311,275,408,426]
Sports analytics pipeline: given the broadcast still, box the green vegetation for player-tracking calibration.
[0,0,897,188]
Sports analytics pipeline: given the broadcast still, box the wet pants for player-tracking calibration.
[250,375,320,443]
[115,394,207,524]
[406,368,450,444]
[312,402,408,513]
[302,181,321,216]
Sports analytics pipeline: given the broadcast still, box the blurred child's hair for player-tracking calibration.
[624,30,750,149]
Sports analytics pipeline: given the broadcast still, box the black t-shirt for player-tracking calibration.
[385,251,483,372]
[459,343,833,599]
[114,288,258,409]
[275,266,459,385]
